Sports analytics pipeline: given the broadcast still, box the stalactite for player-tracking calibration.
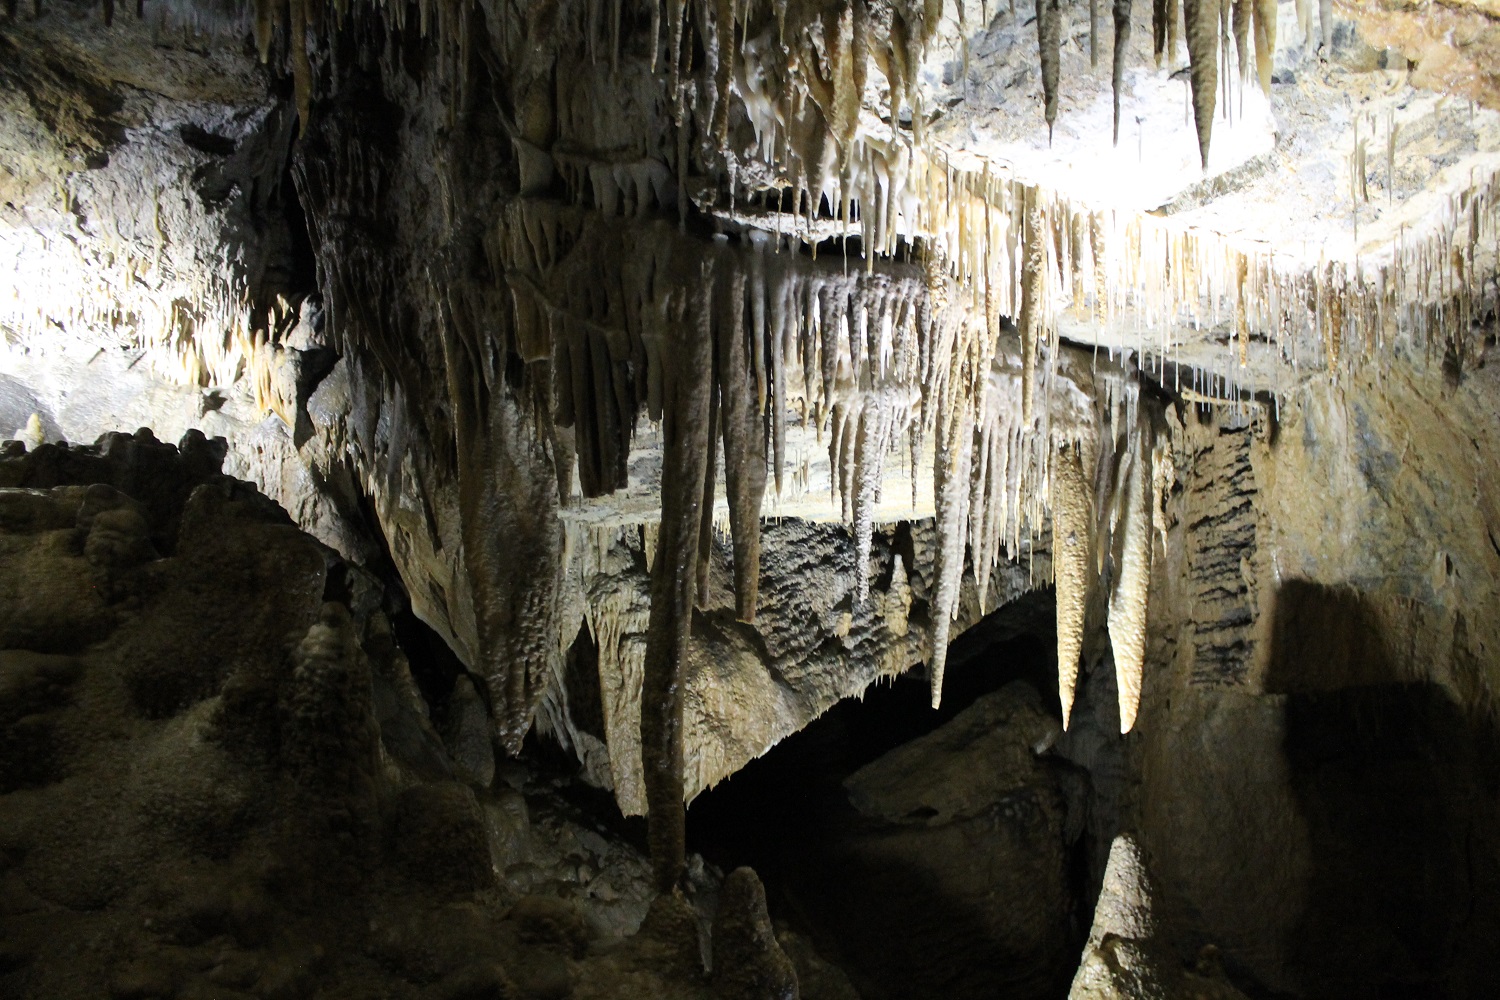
[254,0,276,64]
[1252,0,1275,93]
[1318,0,1332,54]
[1166,0,1181,68]
[1090,0,1100,70]
[1019,191,1045,421]
[717,267,767,622]
[1036,0,1061,142]
[1113,0,1132,146]
[927,377,974,710]
[1184,0,1219,169]
[696,374,719,609]
[1231,0,1250,81]
[831,2,861,153]
[1107,421,1151,734]
[641,270,714,895]
[713,0,734,144]
[1053,438,1091,729]
[1152,0,1168,66]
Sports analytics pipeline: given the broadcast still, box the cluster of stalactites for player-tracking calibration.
[490,193,1178,729]
[489,199,969,626]
[1050,375,1164,735]
[0,213,261,393]
[208,0,1500,388]
[680,3,1500,383]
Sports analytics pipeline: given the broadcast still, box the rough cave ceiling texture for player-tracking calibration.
[4,0,1500,991]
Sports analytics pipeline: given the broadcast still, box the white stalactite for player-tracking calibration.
[1053,438,1091,730]
[1108,422,1152,734]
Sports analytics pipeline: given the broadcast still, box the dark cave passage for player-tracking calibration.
[685,589,1089,1000]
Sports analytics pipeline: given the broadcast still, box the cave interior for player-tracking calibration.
[4,0,1500,998]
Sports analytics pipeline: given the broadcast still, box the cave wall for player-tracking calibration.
[1117,355,1500,995]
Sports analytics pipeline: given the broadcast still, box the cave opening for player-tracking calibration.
[684,588,1091,1000]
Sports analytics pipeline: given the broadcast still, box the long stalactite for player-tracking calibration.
[640,265,715,893]
[1053,438,1091,729]
[1184,0,1220,168]
[1113,0,1132,145]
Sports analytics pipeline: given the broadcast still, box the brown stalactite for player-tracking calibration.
[713,0,734,144]
[289,0,313,135]
[441,322,564,757]
[1184,0,1219,169]
[1252,0,1276,93]
[1113,0,1132,145]
[641,267,714,895]
[255,0,275,63]
[1167,0,1181,66]
[852,0,870,110]
[1153,0,1168,66]
[696,373,719,610]
[1036,0,1061,142]
[1232,0,1251,81]
[1091,0,1100,70]
[717,269,767,622]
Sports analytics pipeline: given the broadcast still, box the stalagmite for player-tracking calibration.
[1036,0,1061,142]
[1107,424,1151,734]
[1112,0,1132,145]
[1184,0,1219,169]
[641,270,714,894]
[1053,439,1091,729]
